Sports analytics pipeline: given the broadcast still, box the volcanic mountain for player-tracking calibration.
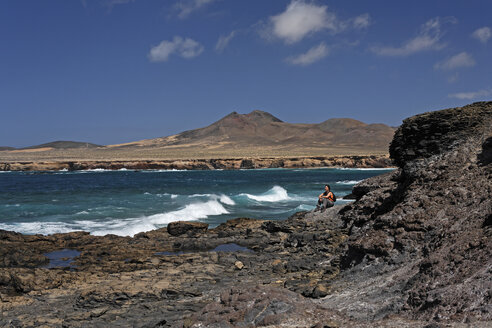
[1,111,396,162]
[21,141,102,150]
[111,110,396,151]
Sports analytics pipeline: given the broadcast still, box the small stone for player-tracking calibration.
[272,259,282,266]
[311,284,329,298]
[234,261,244,270]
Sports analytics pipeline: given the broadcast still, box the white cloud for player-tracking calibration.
[471,26,491,43]
[434,52,476,70]
[449,88,492,100]
[267,0,339,44]
[174,0,217,19]
[215,31,236,53]
[149,36,204,62]
[352,13,371,30]
[286,42,329,66]
[371,17,448,56]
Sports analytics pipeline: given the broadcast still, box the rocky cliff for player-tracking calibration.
[0,102,491,327]
[0,155,392,172]
[334,101,492,322]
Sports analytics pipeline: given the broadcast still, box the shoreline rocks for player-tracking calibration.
[0,155,393,172]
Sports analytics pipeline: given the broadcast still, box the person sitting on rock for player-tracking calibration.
[315,184,335,212]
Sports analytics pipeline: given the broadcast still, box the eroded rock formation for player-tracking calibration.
[0,155,392,172]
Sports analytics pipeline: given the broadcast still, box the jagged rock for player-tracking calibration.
[332,101,492,322]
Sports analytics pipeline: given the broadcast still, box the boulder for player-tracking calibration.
[166,221,209,236]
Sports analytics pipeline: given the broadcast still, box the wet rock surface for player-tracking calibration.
[0,211,351,327]
[1,102,491,327]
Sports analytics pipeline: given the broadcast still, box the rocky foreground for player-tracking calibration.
[1,102,491,327]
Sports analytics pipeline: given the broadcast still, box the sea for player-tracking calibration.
[0,168,393,237]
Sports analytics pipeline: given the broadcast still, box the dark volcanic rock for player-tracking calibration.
[389,101,492,167]
[0,213,351,327]
[332,101,492,322]
[167,221,209,236]
[185,285,341,328]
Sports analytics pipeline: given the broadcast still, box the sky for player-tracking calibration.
[1,0,491,147]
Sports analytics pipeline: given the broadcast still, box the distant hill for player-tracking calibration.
[0,147,16,151]
[111,110,396,150]
[21,141,102,150]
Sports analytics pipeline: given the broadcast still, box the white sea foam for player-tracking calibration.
[75,211,89,215]
[84,168,110,172]
[241,186,291,202]
[22,200,228,237]
[148,200,229,225]
[190,193,235,205]
[219,194,235,205]
[78,199,230,236]
[88,219,156,237]
[336,180,363,185]
[190,193,213,197]
[335,168,394,171]
[0,221,79,235]
[144,192,178,198]
[294,204,314,211]
[141,169,187,172]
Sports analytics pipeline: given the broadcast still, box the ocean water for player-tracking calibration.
[0,168,393,236]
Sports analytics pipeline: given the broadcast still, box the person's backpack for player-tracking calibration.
[332,192,337,202]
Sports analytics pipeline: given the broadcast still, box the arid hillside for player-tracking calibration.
[0,111,395,162]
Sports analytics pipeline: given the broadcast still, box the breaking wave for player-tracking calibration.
[336,180,363,185]
[241,186,291,202]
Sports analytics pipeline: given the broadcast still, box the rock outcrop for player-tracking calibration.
[333,101,492,322]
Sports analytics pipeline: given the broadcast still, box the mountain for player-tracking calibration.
[112,110,396,151]
[21,141,102,150]
[0,147,16,151]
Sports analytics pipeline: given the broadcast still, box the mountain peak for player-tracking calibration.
[218,110,283,125]
[246,110,283,123]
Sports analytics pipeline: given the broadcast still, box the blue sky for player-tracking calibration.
[1,0,491,147]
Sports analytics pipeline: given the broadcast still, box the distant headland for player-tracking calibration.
[0,111,396,171]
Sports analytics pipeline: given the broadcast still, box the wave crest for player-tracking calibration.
[242,186,291,202]
[336,180,363,185]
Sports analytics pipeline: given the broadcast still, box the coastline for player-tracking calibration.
[1,101,491,326]
[0,154,393,172]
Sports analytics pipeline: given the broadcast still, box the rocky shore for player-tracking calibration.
[1,102,491,327]
[0,155,392,172]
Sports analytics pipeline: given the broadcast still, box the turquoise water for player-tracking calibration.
[0,168,392,236]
